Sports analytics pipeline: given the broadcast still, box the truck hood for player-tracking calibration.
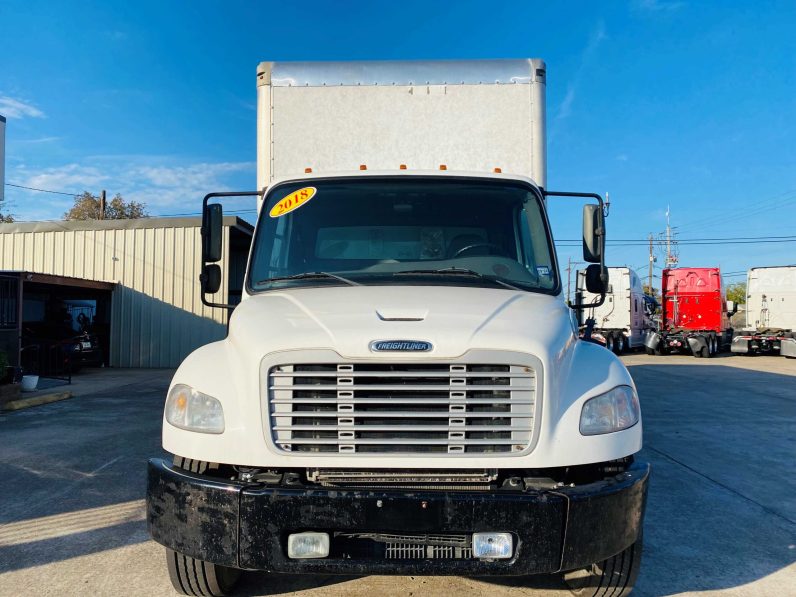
[228,285,575,361]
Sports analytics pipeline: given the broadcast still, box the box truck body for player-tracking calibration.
[644,267,734,357]
[576,266,652,352]
[731,266,796,357]
[147,59,648,596]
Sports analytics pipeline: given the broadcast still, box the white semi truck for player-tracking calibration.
[147,59,648,596]
[575,267,654,353]
[731,265,796,357]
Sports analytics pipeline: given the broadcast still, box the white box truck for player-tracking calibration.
[147,60,648,596]
[575,266,654,353]
[732,265,796,357]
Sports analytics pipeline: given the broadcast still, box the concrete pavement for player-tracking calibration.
[0,356,794,596]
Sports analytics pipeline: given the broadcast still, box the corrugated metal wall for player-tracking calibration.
[0,218,242,367]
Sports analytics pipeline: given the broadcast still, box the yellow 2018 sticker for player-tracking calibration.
[269,187,317,218]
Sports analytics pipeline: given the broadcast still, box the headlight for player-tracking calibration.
[165,384,225,434]
[579,385,640,436]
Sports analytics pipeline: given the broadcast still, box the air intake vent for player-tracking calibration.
[267,362,536,455]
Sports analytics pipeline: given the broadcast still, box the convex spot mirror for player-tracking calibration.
[203,203,223,263]
[584,263,608,295]
[201,264,222,295]
[582,204,604,264]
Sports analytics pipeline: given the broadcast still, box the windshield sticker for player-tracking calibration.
[536,266,551,277]
[269,187,317,218]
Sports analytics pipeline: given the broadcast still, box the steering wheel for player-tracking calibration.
[452,242,506,258]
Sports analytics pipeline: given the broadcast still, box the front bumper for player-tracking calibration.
[147,458,649,575]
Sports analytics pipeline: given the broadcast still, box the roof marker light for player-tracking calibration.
[359,164,367,170]
[439,164,447,171]
[493,167,502,173]
[399,164,407,170]
[304,167,312,173]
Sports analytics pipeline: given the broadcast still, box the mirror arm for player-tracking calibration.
[569,294,606,311]
[544,190,608,310]
[201,190,263,310]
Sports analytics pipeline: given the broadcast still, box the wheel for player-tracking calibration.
[563,535,643,597]
[614,334,626,355]
[166,457,242,596]
[708,333,717,355]
[605,333,615,352]
[166,548,241,596]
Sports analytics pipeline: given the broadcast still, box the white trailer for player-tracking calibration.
[146,59,648,596]
[732,265,796,357]
[576,267,652,353]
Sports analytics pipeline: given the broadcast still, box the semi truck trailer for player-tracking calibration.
[575,266,654,353]
[644,267,735,357]
[731,265,796,357]
[146,59,648,596]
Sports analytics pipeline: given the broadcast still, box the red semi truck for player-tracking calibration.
[644,267,736,357]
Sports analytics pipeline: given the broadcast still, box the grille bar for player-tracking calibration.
[268,362,536,455]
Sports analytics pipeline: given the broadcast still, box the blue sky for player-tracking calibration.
[1,0,795,287]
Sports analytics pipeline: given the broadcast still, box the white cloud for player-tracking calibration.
[616,154,629,161]
[634,0,685,12]
[0,96,45,119]
[7,159,255,220]
[15,136,62,144]
[23,163,108,190]
[556,20,607,121]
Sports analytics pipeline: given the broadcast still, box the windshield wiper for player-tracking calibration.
[256,272,361,286]
[393,267,522,291]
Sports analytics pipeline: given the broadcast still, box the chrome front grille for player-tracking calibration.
[267,362,536,455]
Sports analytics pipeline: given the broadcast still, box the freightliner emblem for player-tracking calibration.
[370,340,433,352]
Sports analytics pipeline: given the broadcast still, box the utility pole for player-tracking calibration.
[99,190,106,220]
[648,233,654,292]
[567,256,572,305]
[664,205,678,269]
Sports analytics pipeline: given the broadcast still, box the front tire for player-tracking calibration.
[165,456,242,596]
[614,334,626,354]
[166,548,241,596]
[563,535,643,597]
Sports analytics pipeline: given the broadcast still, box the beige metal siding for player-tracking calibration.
[0,219,236,368]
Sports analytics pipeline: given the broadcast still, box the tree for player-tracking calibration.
[726,281,747,305]
[63,191,148,221]
[642,284,661,303]
[0,198,13,223]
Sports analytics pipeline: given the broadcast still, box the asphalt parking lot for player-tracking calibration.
[1,355,794,597]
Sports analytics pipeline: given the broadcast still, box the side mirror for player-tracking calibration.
[727,300,737,316]
[202,203,223,263]
[582,204,604,263]
[201,264,222,295]
[584,263,607,295]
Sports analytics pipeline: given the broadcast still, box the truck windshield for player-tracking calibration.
[248,177,558,293]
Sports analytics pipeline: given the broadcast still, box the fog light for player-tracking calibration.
[472,532,513,559]
[287,532,330,559]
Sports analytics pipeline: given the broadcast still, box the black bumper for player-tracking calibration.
[147,458,649,575]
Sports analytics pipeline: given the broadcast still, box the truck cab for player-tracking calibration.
[146,59,648,596]
[645,267,735,357]
[732,265,796,357]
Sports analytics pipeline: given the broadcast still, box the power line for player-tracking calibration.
[4,182,80,196]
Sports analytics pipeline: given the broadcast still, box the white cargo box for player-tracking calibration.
[746,266,796,331]
[256,59,547,204]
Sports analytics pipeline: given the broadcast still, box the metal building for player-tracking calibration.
[0,216,252,367]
